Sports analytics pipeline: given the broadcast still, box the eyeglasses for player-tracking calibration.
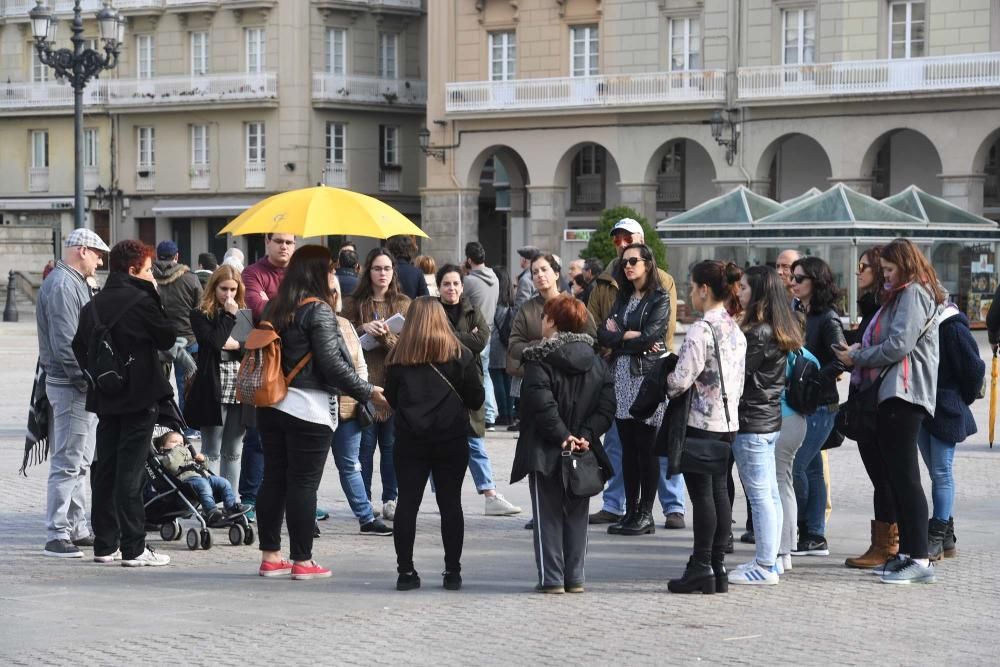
[270,239,295,246]
[623,257,645,267]
[791,274,810,284]
[857,262,872,273]
[370,265,393,273]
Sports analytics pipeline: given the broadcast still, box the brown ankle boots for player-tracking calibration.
[845,520,899,569]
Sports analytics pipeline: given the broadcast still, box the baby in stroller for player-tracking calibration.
[154,431,249,526]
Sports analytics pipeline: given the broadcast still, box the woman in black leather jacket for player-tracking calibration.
[596,243,670,537]
[729,266,803,585]
[255,245,387,581]
[789,256,846,557]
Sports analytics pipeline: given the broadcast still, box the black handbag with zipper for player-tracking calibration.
[678,323,734,476]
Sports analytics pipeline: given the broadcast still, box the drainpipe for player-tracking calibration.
[734,0,752,188]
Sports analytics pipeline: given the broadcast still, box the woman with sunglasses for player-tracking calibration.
[843,246,900,569]
[343,248,412,521]
[788,256,846,558]
[596,243,670,536]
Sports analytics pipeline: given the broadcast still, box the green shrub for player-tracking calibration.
[579,206,667,270]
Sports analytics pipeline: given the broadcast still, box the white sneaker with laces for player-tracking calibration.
[94,549,122,564]
[728,561,779,585]
[121,547,170,568]
[382,500,397,522]
[485,494,521,516]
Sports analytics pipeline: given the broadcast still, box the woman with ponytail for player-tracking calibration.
[665,261,746,594]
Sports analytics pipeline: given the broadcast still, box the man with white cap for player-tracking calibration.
[36,228,108,558]
[587,218,686,529]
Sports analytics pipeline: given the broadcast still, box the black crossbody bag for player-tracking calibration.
[679,323,734,476]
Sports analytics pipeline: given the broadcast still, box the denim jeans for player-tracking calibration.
[733,431,782,567]
[467,436,495,492]
[793,405,835,537]
[361,417,398,503]
[332,418,375,525]
[173,341,198,431]
[916,425,956,522]
[45,382,96,542]
[602,422,685,515]
[658,458,686,515]
[186,475,236,511]
[481,342,497,424]
[200,403,243,493]
[239,425,264,504]
[489,369,513,420]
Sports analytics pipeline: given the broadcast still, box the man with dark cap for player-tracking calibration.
[513,245,540,309]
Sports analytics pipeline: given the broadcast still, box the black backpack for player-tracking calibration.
[85,292,147,395]
[785,349,821,416]
[495,305,515,348]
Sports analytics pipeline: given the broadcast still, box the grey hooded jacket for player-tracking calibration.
[464,266,499,332]
[36,261,92,391]
[850,282,942,417]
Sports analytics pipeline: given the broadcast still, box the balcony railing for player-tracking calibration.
[28,167,49,192]
[378,168,401,193]
[656,173,682,205]
[190,164,210,190]
[84,167,99,191]
[0,80,104,109]
[136,167,155,191]
[572,174,603,210]
[245,163,266,189]
[312,73,427,106]
[368,0,421,10]
[738,52,1000,100]
[1,0,164,17]
[323,162,348,188]
[446,70,726,113]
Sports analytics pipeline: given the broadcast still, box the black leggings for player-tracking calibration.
[876,398,928,558]
[393,435,469,574]
[857,437,897,524]
[616,419,659,512]
[683,429,733,560]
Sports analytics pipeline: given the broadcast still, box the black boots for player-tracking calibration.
[712,555,728,593]
[944,517,958,558]
[618,509,655,536]
[668,555,715,594]
[928,518,948,561]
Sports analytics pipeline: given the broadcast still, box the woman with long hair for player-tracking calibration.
[343,248,412,521]
[255,245,384,580]
[489,264,515,426]
[665,260,746,594]
[835,238,944,584]
[512,295,615,593]
[728,266,802,585]
[185,264,247,492]
[385,297,484,591]
[789,256,846,557]
[844,246,900,569]
[596,243,670,537]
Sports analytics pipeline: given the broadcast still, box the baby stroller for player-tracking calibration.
[143,399,255,551]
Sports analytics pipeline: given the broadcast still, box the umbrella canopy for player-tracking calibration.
[218,186,428,239]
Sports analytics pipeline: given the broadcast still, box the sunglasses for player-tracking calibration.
[613,233,634,245]
[623,257,646,267]
[857,262,872,273]
[791,274,810,284]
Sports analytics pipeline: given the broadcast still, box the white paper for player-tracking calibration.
[357,313,406,351]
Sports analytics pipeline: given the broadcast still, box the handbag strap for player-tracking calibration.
[429,363,461,400]
[874,309,938,381]
[705,321,733,432]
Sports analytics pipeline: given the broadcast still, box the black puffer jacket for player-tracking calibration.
[596,286,670,376]
[845,291,880,346]
[803,306,846,406]
[269,299,372,402]
[510,333,616,483]
[738,323,786,433]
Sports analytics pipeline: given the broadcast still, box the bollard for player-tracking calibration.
[3,270,18,323]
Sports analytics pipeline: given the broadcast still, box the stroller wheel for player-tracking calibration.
[228,524,244,546]
[174,519,183,540]
[200,529,212,550]
[186,528,199,550]
[160,522,177,542]
[244,526,255,546]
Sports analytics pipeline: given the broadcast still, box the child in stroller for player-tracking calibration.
[153,431,249,526]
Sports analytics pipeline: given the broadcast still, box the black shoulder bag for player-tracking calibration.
[678,323,734,476]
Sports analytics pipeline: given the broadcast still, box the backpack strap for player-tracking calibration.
[92,290,148,331]
[282,297,324,385]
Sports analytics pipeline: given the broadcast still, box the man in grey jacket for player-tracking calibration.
[36,228,108,558]
[514,246,540,309]
[464,241,500,427]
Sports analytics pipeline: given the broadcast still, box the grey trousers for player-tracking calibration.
[774,412,808,555]
[529,471,590,587]
[200,403,244,492]
[45,382,97,542]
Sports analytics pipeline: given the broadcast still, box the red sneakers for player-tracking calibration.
[258,559,293,577]
[291,561,332,580]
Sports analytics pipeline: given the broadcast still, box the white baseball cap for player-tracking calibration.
[610,218,643,237]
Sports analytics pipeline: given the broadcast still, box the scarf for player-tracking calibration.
[20,361,50,476]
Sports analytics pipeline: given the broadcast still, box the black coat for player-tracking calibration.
[72,272,176,416]
[803,307,846,406]
[385,347,485,443]
[845,291,880,346]
[443,297,489,436]
[184,308,237,428]
[268,299,373,401]
[393,256,430,300]
[596,286,670,376]
[510,333,615,484]
[335,267,359,298]
[738,323,785,434]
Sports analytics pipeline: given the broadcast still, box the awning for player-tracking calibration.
[149,197,265,217]
[0,198,74,211]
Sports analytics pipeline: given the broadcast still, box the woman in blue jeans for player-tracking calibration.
[789,256,846,557]
[730,266,802,585]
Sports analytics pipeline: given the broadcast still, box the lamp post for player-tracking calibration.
[709,108,740,167]
[30,0,125,230]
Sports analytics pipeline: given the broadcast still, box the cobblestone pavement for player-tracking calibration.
[1,321,998,665]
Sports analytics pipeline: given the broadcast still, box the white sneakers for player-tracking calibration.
[485,494,521,516]
[729,560,780,585]
[94,549,122,564]
[381,500,397,521]
[121,547,170,568]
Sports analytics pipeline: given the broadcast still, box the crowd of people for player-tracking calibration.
[31,220,986,591]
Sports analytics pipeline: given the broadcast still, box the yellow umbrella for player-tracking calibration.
[218,186,428,239]
[990,344,998,448]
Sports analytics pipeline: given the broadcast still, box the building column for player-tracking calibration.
[617,182,657,223]
[525,186,567,255]
[420,187,479,264]
[940,174,986,215]
[828,176,874,196]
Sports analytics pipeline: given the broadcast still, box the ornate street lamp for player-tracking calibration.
[30,0,124,229]
[710,108,740,167]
